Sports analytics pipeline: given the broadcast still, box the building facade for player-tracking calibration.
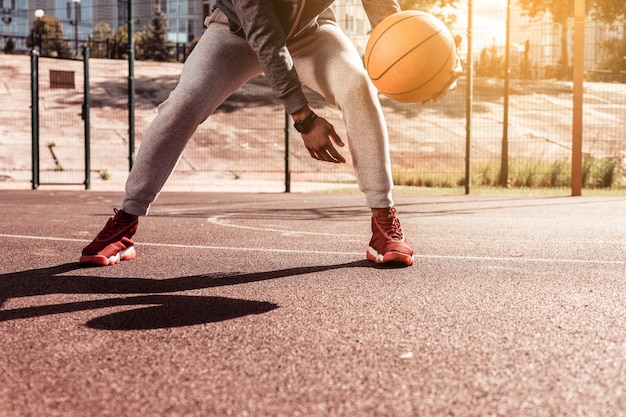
[1,0,623,78]
[0,0,213,48]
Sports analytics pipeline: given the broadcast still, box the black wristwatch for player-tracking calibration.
[293,111,318,133]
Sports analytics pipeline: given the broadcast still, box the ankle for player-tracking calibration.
[123,212,138,221]
[117,209,138,222]
[371,207,394,216]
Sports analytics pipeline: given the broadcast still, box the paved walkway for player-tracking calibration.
[1,190,625,416]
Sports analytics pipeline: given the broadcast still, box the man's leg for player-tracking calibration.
[289,17,393,209]
[80,10,262,265]
[289,16,414,266]
[123,11,262,216]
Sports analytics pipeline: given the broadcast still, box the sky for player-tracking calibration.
[451,0,510,51]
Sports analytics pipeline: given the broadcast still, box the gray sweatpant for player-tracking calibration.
[122,9,394,215]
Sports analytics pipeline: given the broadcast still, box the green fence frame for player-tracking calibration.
[30,48,91,189]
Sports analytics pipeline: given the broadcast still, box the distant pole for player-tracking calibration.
[31,50,40,189]
[34,9,44,53]
[500,0,511,187]
[464,0,473,195]
[72,0,80,56]
[83,47,91,189]
[571,0,585,196]
[284,112,291,193]
[128,0,135,170]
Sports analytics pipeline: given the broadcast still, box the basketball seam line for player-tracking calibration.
[384,41,453,96]
[365,11,429,68]
[369,28,443,82]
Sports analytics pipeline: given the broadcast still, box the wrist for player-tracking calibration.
[293,109,317,133]
[291,106,311,120]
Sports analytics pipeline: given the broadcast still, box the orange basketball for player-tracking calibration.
[364,10,457,103]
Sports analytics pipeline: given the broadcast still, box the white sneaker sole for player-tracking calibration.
[80,246,136,266]
[366,246,414,266]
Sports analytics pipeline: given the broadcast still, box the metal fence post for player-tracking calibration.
[83,47,91,189]
[128,0,135,171]
[284,111,291,193]
[500,0,511,187]
[30,49,40,190]
[464,0,473,195]
[571,0,585,196]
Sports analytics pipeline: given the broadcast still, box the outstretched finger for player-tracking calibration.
[327,128,346,163]
[326,145,346,163]
[329,129,345,148]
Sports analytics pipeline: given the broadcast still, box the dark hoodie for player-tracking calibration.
[213,0,400,113]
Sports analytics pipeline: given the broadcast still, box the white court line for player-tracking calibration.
[208,215,626,245]
[206,215,365,239]
[1,233,624,265]
[0,234,356,257]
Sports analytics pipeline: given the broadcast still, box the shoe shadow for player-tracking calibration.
[1,293,279,330]
[87,295,278,330]
[0,260,374,330]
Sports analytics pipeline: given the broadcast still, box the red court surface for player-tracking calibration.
[1,190,625,416]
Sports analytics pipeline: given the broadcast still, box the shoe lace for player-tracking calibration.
[377,208,404,240]
[96,208,134,240]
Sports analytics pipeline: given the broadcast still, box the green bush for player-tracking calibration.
[3,37,16,54]
[583,155,623,189]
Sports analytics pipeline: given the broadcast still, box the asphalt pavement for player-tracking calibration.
[1,189,625,416]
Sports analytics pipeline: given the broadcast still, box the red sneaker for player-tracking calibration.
[80,209,139,266]
[366,207,414,266]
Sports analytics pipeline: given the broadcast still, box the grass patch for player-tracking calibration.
[392,170,463,189]
[392,156,625,193]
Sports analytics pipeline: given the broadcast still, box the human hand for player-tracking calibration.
[300,116,346,164]
[423,34,464,104]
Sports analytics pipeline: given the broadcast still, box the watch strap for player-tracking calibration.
[293,111,318,133]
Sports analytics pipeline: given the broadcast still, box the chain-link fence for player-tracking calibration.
[1,1,625,193]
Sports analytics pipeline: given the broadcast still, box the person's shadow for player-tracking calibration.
[0,260,373,330]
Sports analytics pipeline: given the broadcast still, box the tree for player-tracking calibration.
[111,25,130,59]
[400,0,458,11]
[139,4,171,61]
[520,39,532,79]
[26,15,72,58]
[3,37,16,54]
[88,21,115,58]
[476,45,505,77]
[590,0,626,23]
[400,0,459,26]
[515,0,626,80]
[597,36,626,81]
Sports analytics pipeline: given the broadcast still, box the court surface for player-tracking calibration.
[1,189,625,416]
